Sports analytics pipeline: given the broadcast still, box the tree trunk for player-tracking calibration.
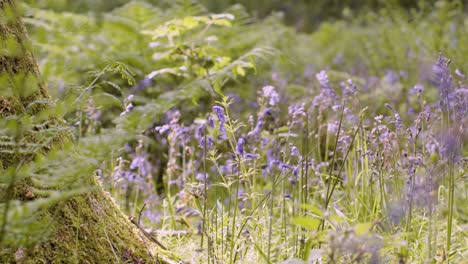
[0,1,178,263]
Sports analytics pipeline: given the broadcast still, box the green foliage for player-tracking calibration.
[2,0,467,263]
[2,0,274,250]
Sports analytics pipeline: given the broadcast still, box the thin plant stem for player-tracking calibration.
[446,156,454,263]
[229,167,240,264]
[201,131,208,260]
[267,170,275,263]
[319,101,346,231]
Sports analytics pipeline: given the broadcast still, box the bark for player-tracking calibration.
[0,1,179,262]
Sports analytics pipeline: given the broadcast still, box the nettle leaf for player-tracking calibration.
[292,217,320,230]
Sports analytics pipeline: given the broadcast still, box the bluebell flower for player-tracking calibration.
[155,124,170,134]
[196,172,208,182]
[130,155,150,176]
[409,84,424,95]
[199,136,214,148]
[288,103,306,127]
[291,146,300,156]
[219,122,228,139]
[432,55,452,112]
[250,108,271,137]
[245,153,259,159]
[279,162,292,170]
[262,85,280,106]
[439,129,460,160]
[208,116,215,129]
[316,70,329,87]
[385,70,399,84]
[196,124,206,139]
[133,77,153,92]
[212,106,226,123]
[292,165,299,177]
[236,138,245,156]
[455,68,465,79]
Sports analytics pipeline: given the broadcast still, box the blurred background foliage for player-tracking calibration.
[22,0,467,123]
[26,0,462,32]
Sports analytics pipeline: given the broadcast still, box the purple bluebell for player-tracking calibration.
[409,84,424,95]
[262,85,280,106]
[219,122,228,139]
[291,146,300,157]
[288,176,297,186]
[288,103,306,127]
[292,165,299,177]
[212,106,226,123]
[130,155,150,176]
[250,108,271,137]
[327,122,339,133]
[245,153,259,159]
[196,124,206,139]
[316,70,329,87]
[199,135,214,148]
[385,70,399,84]
[132,77,153,92]
[432,55,453,112]
[208,116,215,129]
[279,162,292,170]
[394,113,403,130]
[155,124,170,134]
[439,129,460,160]
[236,138,245,156]
[196,172,208,182]
[455,68,465,79]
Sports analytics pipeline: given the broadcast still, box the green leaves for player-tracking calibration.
[298,204,324,217]
[142,14,234,40]
[104,61,136,86]
[0,73,40,98]
[292,217,321,230]
[354,222,374,235]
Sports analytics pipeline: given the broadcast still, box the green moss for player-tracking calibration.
[1,189,181,263]
[0,1,179,262]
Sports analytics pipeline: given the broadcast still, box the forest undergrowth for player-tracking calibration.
[1,0,467,263]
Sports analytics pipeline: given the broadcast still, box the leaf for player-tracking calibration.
[92,93,122,108]
[236,65,246,76]
[181,16,200,29]
[298,204,324,217]
[212,19,232,27]
[354,222,373,235]
[292,217,320,230]
[253,243,269,263]
[105,61,136,85]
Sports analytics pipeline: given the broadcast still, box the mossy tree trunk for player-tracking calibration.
[0,0,178,263]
